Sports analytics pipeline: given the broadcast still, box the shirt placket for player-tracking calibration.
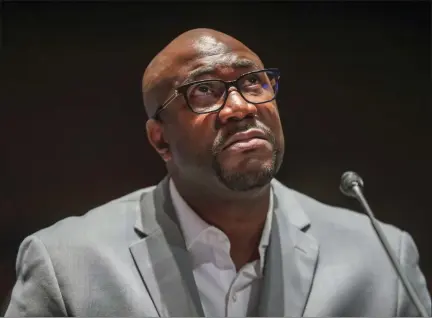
[226,263,259,317]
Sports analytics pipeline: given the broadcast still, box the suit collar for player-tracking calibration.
[130,177,318,317]
[130,176,205,317]
[133,178,312,235]
[258,181,319,316]
[271,178,311,230]
[135,177,310,235]
[133,177,170,236]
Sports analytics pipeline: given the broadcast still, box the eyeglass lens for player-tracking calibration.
[185,70,278,113]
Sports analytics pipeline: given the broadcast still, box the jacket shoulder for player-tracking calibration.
[272,179,403,244]
[32,185,156,248]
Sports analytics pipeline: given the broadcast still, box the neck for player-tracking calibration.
[171,175,272,269]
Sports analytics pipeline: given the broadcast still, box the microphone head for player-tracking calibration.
[340,171,364,197]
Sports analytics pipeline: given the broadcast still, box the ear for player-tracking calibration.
[146,119,172,162]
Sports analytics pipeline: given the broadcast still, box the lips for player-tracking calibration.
[222,129,269,150]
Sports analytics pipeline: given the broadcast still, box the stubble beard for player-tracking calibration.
[211,147,283,192]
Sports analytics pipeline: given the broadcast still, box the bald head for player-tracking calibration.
[142,28,262,118]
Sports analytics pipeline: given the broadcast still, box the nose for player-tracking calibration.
[218,88,258,124]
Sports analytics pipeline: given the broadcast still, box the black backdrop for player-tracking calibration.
[0,1,431,308]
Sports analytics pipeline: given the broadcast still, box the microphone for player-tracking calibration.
[340,171,429,317]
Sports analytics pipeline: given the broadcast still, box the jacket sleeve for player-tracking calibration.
[396,231,431,317]
[4,235,68,317]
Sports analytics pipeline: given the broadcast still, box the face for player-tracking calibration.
[147,35,285,192]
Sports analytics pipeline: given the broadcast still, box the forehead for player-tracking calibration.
[145,34,264,107]
[172,36,263,85]
[179,55,262,85]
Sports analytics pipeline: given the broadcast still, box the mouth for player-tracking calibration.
[222,129,270,151]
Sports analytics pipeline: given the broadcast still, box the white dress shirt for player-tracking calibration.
[169,179,273,317]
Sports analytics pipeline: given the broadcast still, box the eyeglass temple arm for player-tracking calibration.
[152,90,180,119]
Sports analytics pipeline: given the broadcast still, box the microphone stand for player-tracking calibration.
[341,172,429,317]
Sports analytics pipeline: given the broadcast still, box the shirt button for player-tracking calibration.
[232,294,237,302]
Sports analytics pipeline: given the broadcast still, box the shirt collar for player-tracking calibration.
[169,178,273,270]
[169,178,211,250]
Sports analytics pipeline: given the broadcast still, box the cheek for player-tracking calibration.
[168,114,216,160]
[261,102,283,130]
[259,102,285,147]
[168,130,194,159]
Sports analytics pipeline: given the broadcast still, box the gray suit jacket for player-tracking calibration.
[5,178,431,317]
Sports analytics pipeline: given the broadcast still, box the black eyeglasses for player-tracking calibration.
[151,68,280,120]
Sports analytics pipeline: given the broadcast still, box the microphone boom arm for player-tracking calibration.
[341,172,429,317]
[351,184,429,317]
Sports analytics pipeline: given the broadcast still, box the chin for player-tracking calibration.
[231,156,274,172]
[212,150,282,192]
[216,164,276,192]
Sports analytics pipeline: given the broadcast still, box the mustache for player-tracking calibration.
[212,120,276,154]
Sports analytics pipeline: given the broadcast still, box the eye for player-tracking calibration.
[188,81,224,99]
[190,83,213,96]
[196,85,211,94]
[243,74,261,86]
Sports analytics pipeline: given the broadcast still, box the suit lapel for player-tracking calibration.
[258,180,320,317]
[128,177,318,317]
[129,177,204,317]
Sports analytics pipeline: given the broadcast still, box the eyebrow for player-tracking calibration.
[181,59,260,85]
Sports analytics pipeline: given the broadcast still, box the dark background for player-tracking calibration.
[0,0,431,309]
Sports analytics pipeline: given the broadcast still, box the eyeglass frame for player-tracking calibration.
[151,68,281,120]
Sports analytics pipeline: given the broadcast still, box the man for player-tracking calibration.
[5,28,431,317]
